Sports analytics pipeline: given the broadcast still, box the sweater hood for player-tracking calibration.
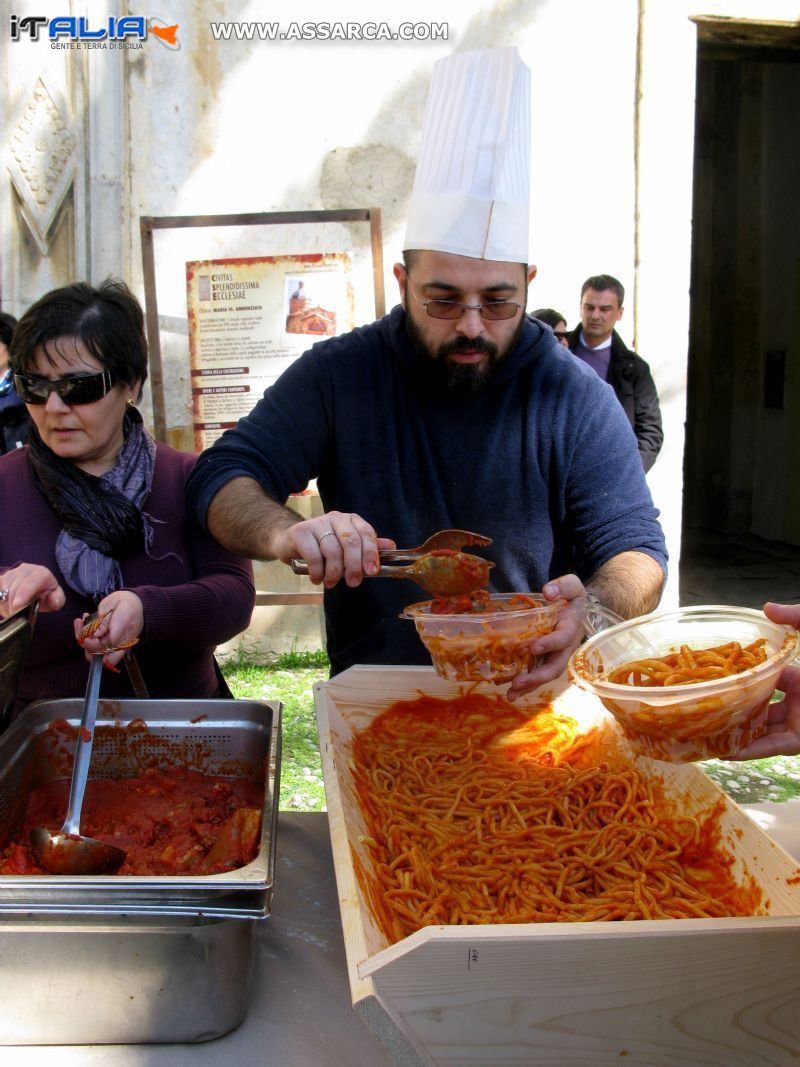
[384,304,557,388]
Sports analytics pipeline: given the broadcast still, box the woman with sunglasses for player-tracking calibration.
[0,280,255,721]
[531,308,570,348]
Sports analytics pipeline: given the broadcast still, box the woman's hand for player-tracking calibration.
[728,666,800,759]
[0,564,65,617]
[728,601,800,759]
[763,601,800,630]
[75,590,144,670]
[506,574,588,701]
[273,511,396,589]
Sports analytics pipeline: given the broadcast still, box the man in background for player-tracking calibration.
[568,274,663,472]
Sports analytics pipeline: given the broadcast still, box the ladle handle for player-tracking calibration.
[62,653,104,836]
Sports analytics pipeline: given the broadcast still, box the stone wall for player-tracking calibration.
[3,0,798,649]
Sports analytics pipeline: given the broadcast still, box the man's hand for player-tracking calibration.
[0,564,66,617]
[506,573,588,701]
[274,512,396,589]
[205,478,395,588]
[728,601,800,759]
[505,551,664,702]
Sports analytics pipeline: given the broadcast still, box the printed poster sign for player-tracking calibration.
[186,253,354,450]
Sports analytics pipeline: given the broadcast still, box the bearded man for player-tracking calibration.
[185,49,666,698]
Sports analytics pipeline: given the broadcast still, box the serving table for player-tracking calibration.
[3,804,799,1066]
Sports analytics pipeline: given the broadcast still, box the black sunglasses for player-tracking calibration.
[14,369,113,406]
[554,331,570,341]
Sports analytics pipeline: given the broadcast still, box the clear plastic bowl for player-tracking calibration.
[568,605,800,762]
[402,593,561,683]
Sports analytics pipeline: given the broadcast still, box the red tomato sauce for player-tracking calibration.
[0,767,263,876]
[430,589,493,614]
[430,590,542,615]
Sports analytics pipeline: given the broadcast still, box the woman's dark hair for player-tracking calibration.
[0,311,17,347]
[532,308,567,330]
[9,279,148,398]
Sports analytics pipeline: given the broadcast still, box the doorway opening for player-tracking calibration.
[681,19,800,607]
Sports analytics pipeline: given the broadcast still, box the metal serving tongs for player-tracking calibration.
[378,528,493,561]
[291,528,494,598]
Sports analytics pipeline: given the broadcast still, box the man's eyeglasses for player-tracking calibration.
[14,369,113,406]
[407,284,524,321]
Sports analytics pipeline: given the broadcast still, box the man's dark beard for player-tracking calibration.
[405,309,524,400]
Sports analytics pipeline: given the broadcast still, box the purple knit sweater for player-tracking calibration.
[0,444,255,715]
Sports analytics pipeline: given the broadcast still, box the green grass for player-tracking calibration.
[220,648,329,811]
[701,756,800,803]
[221,650,800,811]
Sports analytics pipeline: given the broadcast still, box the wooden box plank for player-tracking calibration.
[315,667,800,1067]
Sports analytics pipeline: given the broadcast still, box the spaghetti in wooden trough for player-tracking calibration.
[350,692,762,944]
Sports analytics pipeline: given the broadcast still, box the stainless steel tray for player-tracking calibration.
[0,697,281,918]
[0,912,257,1044]
[0,601,37,732]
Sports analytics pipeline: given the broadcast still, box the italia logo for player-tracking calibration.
[9,15,180,49]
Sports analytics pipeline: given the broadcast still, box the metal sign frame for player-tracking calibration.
[139,208,385,443]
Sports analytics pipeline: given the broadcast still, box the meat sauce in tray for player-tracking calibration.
[0,698,279,906]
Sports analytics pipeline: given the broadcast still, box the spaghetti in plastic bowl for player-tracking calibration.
[568,605,800,762]
[402,593,561,683]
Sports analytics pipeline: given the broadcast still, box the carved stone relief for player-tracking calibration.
[7,78,77,256]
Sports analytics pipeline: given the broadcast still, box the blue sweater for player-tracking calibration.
[187,307,667,672]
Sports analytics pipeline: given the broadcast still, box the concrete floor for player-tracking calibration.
[679,527,800,609]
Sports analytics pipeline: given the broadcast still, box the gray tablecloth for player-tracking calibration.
[4,804,799,1065]
[4,812,396,1067]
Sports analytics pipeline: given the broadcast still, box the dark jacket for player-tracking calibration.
[568,328,663,472]
[0,379,29,455]
[188,308,667,674]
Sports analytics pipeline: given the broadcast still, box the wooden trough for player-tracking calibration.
[315,666,800,1067]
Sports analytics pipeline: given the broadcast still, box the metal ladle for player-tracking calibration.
[29,653,126,875]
